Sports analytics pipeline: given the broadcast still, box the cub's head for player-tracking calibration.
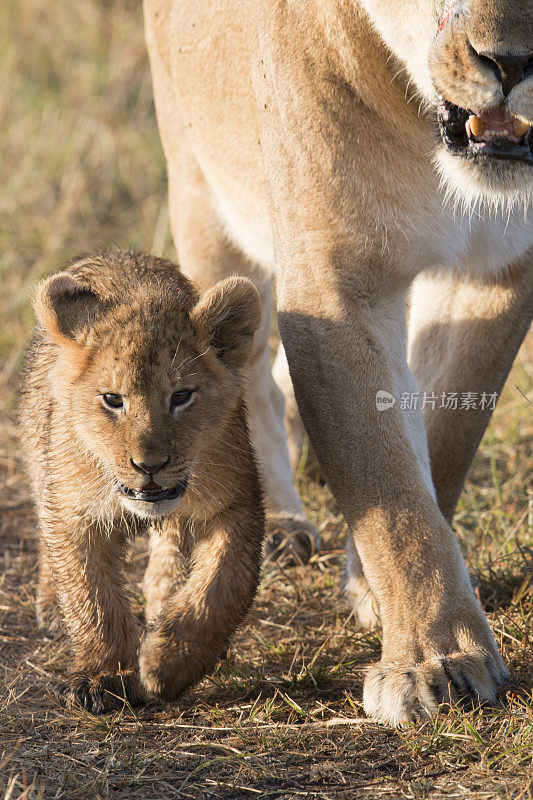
[34,265,261,520]
[361,0,533,205]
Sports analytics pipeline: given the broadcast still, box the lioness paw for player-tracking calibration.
[363,652,509,726]
[58,671,146,714]
[265,513,320,565]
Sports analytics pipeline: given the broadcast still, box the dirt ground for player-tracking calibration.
[1,1,532,798]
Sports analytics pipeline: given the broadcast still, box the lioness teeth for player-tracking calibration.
[466,111,530,143]
[468,115,484,137]
[513,118,530,138]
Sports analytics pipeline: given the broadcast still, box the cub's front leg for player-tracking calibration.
[40,512,144,713]
[143,524,188,625]
[139,505,264,701]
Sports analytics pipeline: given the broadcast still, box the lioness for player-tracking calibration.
[144,0,533,725]
[19,250,264,712]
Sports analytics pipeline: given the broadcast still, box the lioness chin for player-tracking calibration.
[144,0,532,725]
[20,249,265,713]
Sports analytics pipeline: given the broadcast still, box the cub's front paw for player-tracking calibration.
[58,671,146,714]
[363,651,509,727]
[139,632,219,702]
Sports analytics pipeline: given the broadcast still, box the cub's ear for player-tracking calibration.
[33,272,102,347]
[191,277,262,370]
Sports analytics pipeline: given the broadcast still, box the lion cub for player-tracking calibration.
[20,249,265,713]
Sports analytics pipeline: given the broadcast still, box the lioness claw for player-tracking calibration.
[364,653,509,726]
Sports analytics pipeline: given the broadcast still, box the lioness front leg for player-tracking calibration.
[139,506,263,701]
[278,278,507,725]
[41,516,143,713]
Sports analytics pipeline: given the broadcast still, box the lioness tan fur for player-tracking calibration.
[19,249,265,712]
[143,0,533,725]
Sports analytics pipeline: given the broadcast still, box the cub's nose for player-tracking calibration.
[130,456,170,477]
[476,50,533,95]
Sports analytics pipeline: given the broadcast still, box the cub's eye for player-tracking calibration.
[102,393,124,410]
[171,388,194,408]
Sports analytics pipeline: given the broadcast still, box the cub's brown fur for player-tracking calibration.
[19,249,265,713]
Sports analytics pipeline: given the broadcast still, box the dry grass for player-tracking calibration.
[0,1,532,797]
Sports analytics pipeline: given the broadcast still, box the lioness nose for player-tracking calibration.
[476,50,533,95]
[130,456,170,476]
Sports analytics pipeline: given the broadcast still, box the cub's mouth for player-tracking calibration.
[118,476,189,503]
[437,98,533,163]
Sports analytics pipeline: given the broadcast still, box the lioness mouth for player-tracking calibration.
[437,98,533,163]
[118,476,189,503]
